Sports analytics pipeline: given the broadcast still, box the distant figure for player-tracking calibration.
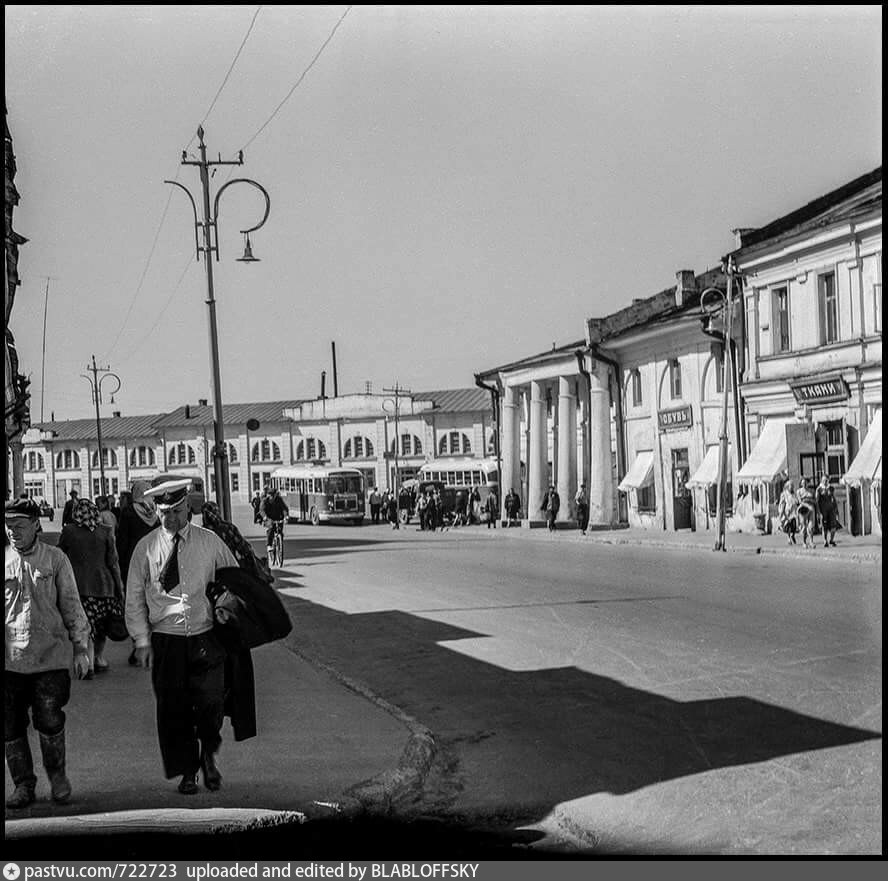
[62,490,79,525]
[387,492,399,530]
[574,482,589,535]
[95,495,118,534]
[819,484,841,548]
[485,488,498,529]
[504,488,521,527]
[107,493,120,521]
[541,485,560,532]
[369,487,382,524]
[796,478,816,549]
[778,479,798,545]
[250,491,262,525]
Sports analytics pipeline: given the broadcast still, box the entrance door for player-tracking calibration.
[672,448,693,530]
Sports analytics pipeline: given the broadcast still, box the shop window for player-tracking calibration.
[636,484,656,513]
[772,286,791,353]
[818,271,839,344]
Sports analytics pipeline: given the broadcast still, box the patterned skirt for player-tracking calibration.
[80,595,124,642]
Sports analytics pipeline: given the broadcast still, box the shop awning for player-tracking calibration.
[686,445,734,488]
[844,410,882,487]
[618,451,654,492]
[736,418,794,483]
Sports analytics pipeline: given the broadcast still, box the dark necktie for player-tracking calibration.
[159,533,181,593]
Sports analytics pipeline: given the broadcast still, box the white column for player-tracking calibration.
[528,380,548,522]
[589,363,615,526]
[501,385,519,519]
[556,375,577,521]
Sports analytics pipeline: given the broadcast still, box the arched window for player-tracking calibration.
[55,449,81,470]
[228,443,239,464]
[23,451,44,472]
[295,440,304,461]
[630,369,643,407]
[129,446,156,468]
[251,440,281,462]
[390,435,423,457]
[295,438,327,461]
[344,436,375,459]
[438,431,471,455]
[91,448,118,469]
[669,359,683,399]
[168,443,196,466]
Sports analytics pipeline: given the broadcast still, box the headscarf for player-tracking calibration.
[130,481,159,527]
[72,498,101,531]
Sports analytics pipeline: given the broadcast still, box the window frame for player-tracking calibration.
[818,270,839,345]
[631,369,643,407]
[771,284,791,353]
[669,359,682,400]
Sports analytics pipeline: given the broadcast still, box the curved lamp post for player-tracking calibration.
[81,355,121,498]
[700,258,737,552]
[165,126,271,521]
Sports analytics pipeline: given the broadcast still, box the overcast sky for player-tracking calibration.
[5,5,882,421]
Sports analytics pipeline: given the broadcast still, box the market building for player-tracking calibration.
[732,167,881,535]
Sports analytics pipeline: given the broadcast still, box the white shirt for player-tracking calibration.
[125,522,238,647]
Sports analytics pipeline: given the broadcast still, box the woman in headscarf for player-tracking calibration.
[777,479,798,545]
[56,498,125,678]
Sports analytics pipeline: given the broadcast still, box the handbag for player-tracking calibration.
[105,601,129,642]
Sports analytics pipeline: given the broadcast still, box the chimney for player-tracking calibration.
[364,381,373,395]
[321,371,327,400]
[198,398,208,406]
[675,270,696,307]
[184,405,191,419]
[112,411,121,418]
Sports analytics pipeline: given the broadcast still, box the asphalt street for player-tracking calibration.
[267,516,881,855]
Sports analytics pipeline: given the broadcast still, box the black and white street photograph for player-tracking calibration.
[4,5,882,863]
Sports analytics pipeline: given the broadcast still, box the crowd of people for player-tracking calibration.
[5,478,284,808]
[778,474,843,548]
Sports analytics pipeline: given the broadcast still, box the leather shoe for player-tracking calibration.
[177,773,199,795]
[201,750,222,791]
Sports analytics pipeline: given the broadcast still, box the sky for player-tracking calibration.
[5,5,882,422]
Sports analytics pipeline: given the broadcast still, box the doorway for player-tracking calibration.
[672,448,693,530]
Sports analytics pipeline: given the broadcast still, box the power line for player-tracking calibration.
[240,5,353,152]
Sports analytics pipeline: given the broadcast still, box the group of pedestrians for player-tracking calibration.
[778,474,843,548]
[5,476,285,809]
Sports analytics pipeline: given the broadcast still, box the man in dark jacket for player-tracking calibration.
[259,487,289,558]
[61,489,79,525]
[541,485,560,532]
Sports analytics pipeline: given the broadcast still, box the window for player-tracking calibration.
[669,359,682,399]
[168,443,196,466]
[487,431,496,455]
[874,282,882,335]
[631,369,643,407]
[91,477,119,497]
[251,440,281,462]
[228,443,238,464]
[344,436,375,459]
[637,484,656,513]
[392,434,423,456]
[818,271,839,344]
[821,420,846,483]
[713,349,724,395]
[23,451,44,472]
[55,449,80,470]
[252,473,261,492]
[91,448,118,469]
[24,481,43,499]
[438,432,470,455]
[129,446,156,468]
[772,286,791,353]
[231,473,239,492]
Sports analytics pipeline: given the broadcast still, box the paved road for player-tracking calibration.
[266,518,881,855]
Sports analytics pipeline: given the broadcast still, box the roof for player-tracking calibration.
[33,413,164,442]
[151,400,306,428]
[414,388,494,413]
[731,167,882,253]
[475,340,587,380]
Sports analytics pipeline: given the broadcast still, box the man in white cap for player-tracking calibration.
[125,478,238,795]
[5,497,90,809]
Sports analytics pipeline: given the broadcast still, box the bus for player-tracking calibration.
[270,466,366,525]
[417,458,500,510]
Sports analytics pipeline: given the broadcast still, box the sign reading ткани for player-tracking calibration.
[789,376,850,405]
[658,405,693,431]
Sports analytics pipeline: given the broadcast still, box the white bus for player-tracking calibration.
[417,458,500,505]
[270,466,366,525]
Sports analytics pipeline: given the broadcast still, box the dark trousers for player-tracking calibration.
[5,669,71,740]
[577,503,589,533]
[370,504,380,524]
[150,631,225,778]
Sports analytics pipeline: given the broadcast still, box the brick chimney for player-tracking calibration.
[112,411,121,418]
[675,270,696,307]
[198,398,208,406]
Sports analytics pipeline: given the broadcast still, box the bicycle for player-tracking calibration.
[267,519,285,568]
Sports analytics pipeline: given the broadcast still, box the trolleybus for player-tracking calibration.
[417,458,499,512]
[270,466,366,525]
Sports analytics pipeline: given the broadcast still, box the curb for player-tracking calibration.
[283,642,437,814]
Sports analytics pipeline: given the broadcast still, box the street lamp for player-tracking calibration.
[700,258,738,552]
[81,355,120,498]
[165,126,270,521]
[382,383,412,494]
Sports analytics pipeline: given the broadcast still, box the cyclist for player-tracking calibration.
[259,485,289,560]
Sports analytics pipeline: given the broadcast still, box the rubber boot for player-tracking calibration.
[39,729,72,804]
[5,738,37,809]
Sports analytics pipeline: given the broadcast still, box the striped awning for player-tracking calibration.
[736,418,794,483]
[618,451,655,492]
[844,411,882,487]
[687,445,734,488]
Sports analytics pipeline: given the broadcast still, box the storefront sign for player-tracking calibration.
[658,405,693,431]
[790,376,850,405]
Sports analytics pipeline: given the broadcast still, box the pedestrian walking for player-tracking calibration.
[777,479,798,545]
[57,498,125,678]
[387,491,400,529]
[250,491,262,525]
[426,490,439,532]
[541,485,560,532]
[504,488,521,527]
[796,478,816,549]
[574,482,589,535]
[5,498,90,809]
[819,484,842,547]
[417,490,429,530]
[485,488,499,528]
[62,489,79,525]
[125,479,239,795]
[95,494,118,534]
[369,487,382,524]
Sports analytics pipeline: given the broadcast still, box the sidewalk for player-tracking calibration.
[495,520,882,564]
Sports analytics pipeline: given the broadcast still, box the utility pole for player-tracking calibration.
[714,259,736,551]
[81,356,120,498]
[39,276,58,423]
[167,126,270,521]
[383,383,412,494]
